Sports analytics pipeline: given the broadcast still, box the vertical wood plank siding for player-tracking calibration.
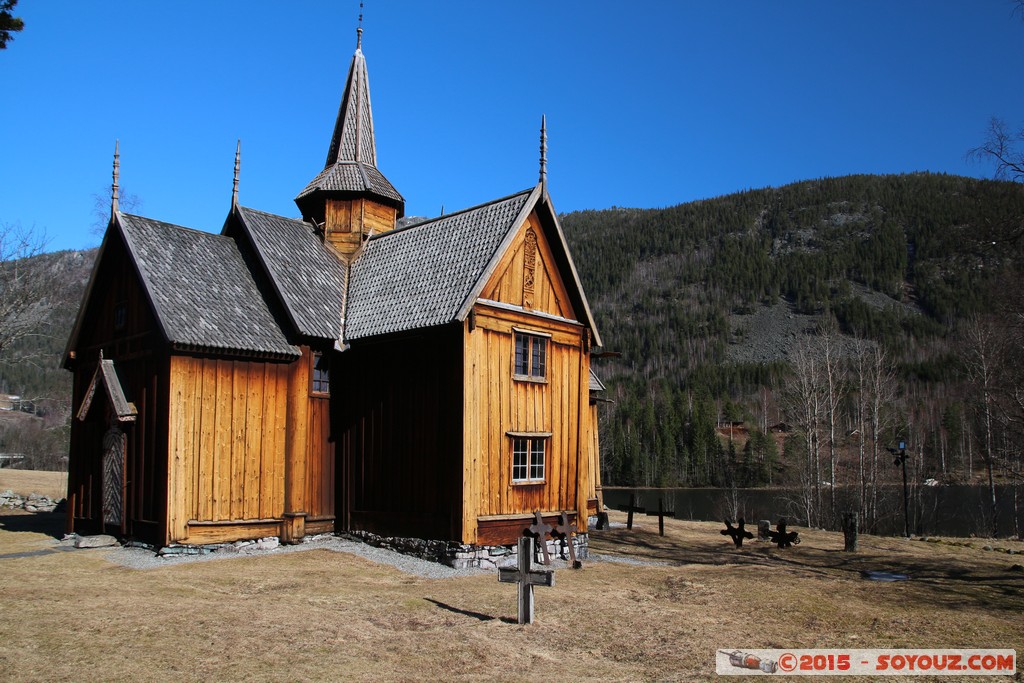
[166,355,289,540]
[481,213,576,320]
[334,327,462,541]
[324,198,398,256]
[465,304,591,541]
[306,396,334,521]
[66,228,167,544]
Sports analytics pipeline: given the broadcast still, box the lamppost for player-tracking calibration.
[888,441,909,538]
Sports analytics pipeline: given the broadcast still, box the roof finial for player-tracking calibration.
[356,1,364,50]
[111,139,120,218]
[232,139,241,210]
[539,115,548,186]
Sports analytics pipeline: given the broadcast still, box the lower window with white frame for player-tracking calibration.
[511,436,546,483]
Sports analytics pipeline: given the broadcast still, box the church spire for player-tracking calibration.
[324,35,376,167]
[294,11,404,256]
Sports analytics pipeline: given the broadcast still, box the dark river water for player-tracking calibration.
[602,484,1022,538]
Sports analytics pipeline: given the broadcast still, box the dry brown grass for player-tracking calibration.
[0,503,1021,682]
[0,468,67,500]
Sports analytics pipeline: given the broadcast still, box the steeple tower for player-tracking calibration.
[295,20,404,258]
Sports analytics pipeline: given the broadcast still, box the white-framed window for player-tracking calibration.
[511,436,546,483]
[514,331,547,380]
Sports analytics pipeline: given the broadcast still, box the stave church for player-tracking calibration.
[64,24,605,564]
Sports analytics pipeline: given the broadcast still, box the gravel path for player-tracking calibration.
[100,534,486,579]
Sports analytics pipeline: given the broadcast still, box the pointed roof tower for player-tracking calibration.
[295,25,404,223]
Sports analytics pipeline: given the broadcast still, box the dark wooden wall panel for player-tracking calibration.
[334,326,462,541]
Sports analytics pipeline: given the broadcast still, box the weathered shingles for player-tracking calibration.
[295,162,403,204]
[118,214,298,357]
[236,207,347,341]
[345,190,533,340]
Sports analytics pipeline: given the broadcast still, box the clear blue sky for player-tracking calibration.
[3,1,1024,252]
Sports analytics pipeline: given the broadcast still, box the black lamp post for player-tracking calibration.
[888,440,910,538]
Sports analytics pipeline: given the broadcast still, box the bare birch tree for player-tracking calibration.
[784,338,826,526]
[0,223,61,361]
[818,320,846,526]
[961,316,1004,537]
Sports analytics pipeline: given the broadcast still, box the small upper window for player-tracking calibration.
[514,332,547,379]
[311,352,330,395]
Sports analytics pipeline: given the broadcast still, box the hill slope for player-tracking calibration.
[560,173,1024,489]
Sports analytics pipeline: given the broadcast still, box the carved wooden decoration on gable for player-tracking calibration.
[523,227,537,309]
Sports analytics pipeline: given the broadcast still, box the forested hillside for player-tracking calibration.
[2,173,1022,535]
[561,173,1024,531]
[0,248,94,469]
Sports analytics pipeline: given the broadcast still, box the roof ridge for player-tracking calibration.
[366,187,534,242]
[237,205,309,224]
[120,213,228,240]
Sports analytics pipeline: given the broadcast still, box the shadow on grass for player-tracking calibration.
[425,598,517,624]
[0,510,65,540]
[590,525,1024,614]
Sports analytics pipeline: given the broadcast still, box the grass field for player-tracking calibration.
[0,473,1021,681]
[0,468,67,500]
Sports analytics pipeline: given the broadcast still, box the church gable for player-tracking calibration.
[118,214,298,359]
[227,206,347,342]
[344,189,534,341]
[479,210,577,321]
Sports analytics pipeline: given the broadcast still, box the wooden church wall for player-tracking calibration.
[67,356,167,543]
[66,229,168,544]
[305,390,334,535]
[333,326,463,541]
[462,303,590,545]
[166,355,289,544]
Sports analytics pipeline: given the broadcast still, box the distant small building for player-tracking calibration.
[64,27,605,559]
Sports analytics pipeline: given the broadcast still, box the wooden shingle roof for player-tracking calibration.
[75,357,138,422]
[232,206,348,341]
[344,189,535,340]
[118,213,299,359]
[295,46,403,211]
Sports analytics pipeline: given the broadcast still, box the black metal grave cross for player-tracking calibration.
[768,518,801,549]
[527,510,554,565]
[720,518,754,548]
[553,511,581,568]
[498,536,555,624]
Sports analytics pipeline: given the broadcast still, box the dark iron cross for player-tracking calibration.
[498,536,555,624]
[527,510,554,565]
[720,518,754,548]
[553,511,581,568]
[768,518,801,549]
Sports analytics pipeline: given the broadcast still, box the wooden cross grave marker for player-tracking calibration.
[527,510,553,565]
[768,518,801,549]
[720,518,754,548]
[553,511,581,569]
[498,536,555,624]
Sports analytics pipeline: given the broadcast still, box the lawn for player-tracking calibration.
[0,474,1021,682]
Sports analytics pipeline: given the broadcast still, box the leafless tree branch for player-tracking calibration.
[968,117,1024,184]
[0,223,63,360]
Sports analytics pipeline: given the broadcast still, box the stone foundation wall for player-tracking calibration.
[344,530,590,570]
